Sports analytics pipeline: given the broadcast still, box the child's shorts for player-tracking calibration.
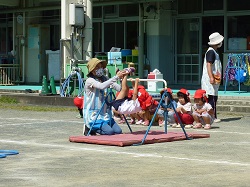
[193,111,214,125]
[117,98,142,115]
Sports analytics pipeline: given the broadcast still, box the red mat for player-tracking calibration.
[69,131,210,147]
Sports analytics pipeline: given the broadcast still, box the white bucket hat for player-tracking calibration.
[208,32,224,45]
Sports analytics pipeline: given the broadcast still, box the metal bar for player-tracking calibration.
[127,78,167,88]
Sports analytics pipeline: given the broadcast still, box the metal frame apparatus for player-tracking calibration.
[85,79,190,145]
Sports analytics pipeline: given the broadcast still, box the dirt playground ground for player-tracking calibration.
[1,109,250,187]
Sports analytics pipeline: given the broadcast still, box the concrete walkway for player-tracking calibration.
[1,109,250,187]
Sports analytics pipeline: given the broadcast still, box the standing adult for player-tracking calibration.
[201,32,224,122]
[83,58,125,135]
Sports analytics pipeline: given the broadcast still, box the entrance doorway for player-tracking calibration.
[202,16,224,82]
[175,18,200,84]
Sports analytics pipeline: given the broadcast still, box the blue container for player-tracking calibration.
[121,49,132,56]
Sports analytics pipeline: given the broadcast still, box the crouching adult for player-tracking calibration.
[83,58,126,135]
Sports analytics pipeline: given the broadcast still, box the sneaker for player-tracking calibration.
[176,124,181,128]
[142,120,150,126]
[159,120,165,127]
[169,123,175,127]
[204,124,211,130]
[158,119,164,125]
[119,119,126,124]
[131,119,136,124]
[193,123,202,129]
[84,126,97,136]
[136,119,144,125]
[113,116,121,121]
[172,123,178,128]
[185,124,193,129]
[214,118,221,123]
[76,114,83,119]
[124,67,135,73]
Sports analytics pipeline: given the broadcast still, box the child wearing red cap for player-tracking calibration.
[73,96,84,118]
[192,89,214,130]
[173,88,194,128]
[157,88,177,127]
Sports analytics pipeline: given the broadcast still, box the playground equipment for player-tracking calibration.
[85,78,190,145]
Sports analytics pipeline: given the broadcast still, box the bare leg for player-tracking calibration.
[131,78,139,100]
[192,113,200,123]
[202,116,211,124]
[116,74,129,100]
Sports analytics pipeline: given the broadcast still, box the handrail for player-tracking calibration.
[127,78,167,88]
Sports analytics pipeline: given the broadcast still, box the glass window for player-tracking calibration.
[178,0,201,14]
[177,19,199,54]
[126,21,139,49]
[228,16,250,50]
[119,4,139,17]
[93,6,102,18]
[104,5,118,17]
[228,0,250,11]
[203,0,223,11]
[228,16,250,38]
[104,22,124,52]
[93,22,102,54]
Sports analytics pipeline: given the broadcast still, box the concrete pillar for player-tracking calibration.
[84,0,92,61]
[61,0,86,78]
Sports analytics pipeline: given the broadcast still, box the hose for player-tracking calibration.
[60,71,84,97]
[0,150,19,159]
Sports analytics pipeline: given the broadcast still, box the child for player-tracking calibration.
[157,88,177,127]
[73,96,84,118]
[173,88,194,128]
[132,84,158,126]
[111,68,142,115]
[113,89,134,124]
[192,89,214,130]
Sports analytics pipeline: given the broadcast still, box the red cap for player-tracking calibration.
[194,89,208,102]
[178,88,190,96]
[194,89,206,98]
[167,88,173,95]
[74,96,84,109]
[160,87,172,96]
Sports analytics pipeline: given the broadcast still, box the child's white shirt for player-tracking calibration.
[177,102,192,114]
[193,102,213,112]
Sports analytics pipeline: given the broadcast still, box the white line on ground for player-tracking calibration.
[1,117,250,135]
[0,139,249,167]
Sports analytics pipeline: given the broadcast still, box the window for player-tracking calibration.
[93,6,102,18]
[203,0,223,11]
[104,5,118,17]
[227,16,250,50]
[104,22,124,51]
[178,0,201,14]
[119,4,139,17]
[228,0,250,11]
[126,21,139,49]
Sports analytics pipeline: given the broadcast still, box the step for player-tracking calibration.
[217,100,250,105]
[0,93,74,107]
[217,105,250,113]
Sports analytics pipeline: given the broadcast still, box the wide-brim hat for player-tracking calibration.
[87,58,108,76]
[208,32,224,45]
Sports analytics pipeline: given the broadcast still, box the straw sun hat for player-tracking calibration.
[87,58,107,76]
[208,32,224,45]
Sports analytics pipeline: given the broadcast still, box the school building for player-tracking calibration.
[0,0,249,88]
